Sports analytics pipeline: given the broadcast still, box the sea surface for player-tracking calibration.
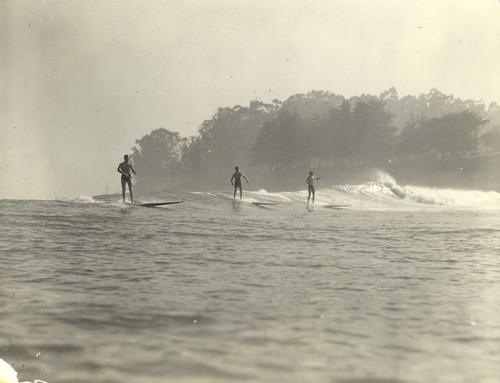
[1,175,500,383]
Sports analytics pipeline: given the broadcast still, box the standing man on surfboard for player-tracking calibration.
[231,166,249,199]
[306,170,321,204]
[117,154,138,203]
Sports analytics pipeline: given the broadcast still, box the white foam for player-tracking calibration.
[398,185,500,207]
[266,174,500,210]
[356,169,500,209]
[0,358,17,383]
[0,358,47,383]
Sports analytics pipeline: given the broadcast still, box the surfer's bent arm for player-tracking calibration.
[241,173,249,183]
[117,165,126,176]
[130,164,138,176]
[230,174,235,184]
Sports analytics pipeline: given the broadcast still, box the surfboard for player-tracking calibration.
[139,201,184,207]
[252,202,277,206]
[127,201,184,207]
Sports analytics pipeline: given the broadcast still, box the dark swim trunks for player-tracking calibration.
[121,175,132,186]
[234,179,242,188]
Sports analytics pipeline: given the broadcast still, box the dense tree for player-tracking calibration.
[315,100,354,166]
[350,100,396,164]
[253,108,303,170]
[398,113,431,159]
[427,110,488,158]
[130,89,496,192]
[131,128,188,190]
[281,90,345,121]
[482,128,500,152]
[396,110,488,160]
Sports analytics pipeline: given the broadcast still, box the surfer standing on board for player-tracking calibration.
[306,171,321,204]
[231,166,249,199]
[117,154,138,203]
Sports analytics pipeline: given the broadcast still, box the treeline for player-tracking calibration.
[130,88,500,192]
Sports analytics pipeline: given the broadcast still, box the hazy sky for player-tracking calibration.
[1,0,499,199]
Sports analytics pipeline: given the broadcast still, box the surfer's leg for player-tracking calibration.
[127,179,134,203]
[121,179,126,202]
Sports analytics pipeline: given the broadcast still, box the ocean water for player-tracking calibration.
[1,176,500,383]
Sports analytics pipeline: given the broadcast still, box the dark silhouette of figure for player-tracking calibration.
[117,155,138,202]
[231,166,249,199]
[306,171,321,204]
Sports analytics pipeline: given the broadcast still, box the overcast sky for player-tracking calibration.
[1,0,499,199]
